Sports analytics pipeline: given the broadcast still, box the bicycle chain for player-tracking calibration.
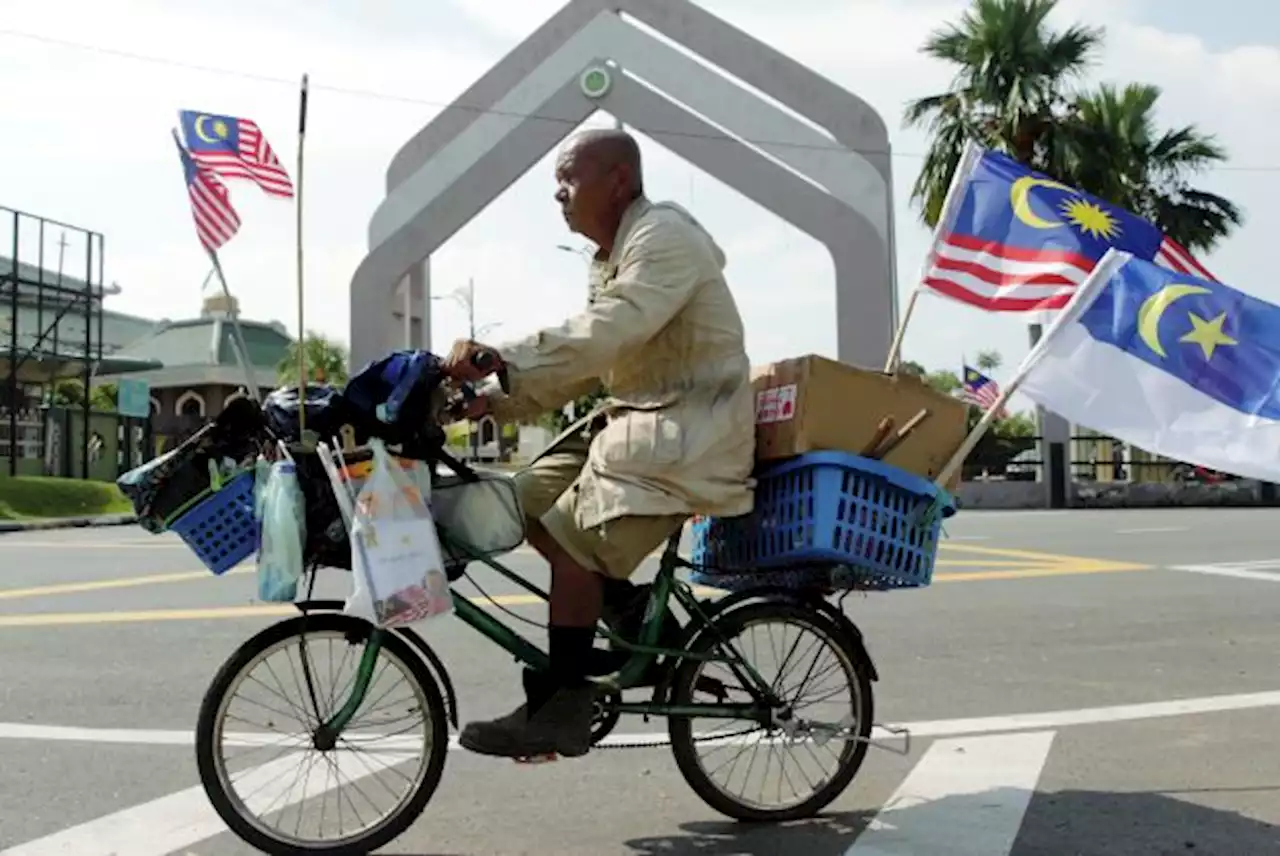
[592,724,764,751]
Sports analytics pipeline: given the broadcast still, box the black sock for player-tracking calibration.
[548,625,596,687]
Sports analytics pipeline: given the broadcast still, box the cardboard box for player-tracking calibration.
[752,354,970,488]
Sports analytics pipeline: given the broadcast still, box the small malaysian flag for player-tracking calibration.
[960,365,1007,418]
[179,110,294,199]
[921,142,1218,312]
[172,130,241,252]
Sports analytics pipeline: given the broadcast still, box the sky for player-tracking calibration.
[1,0,1278,406]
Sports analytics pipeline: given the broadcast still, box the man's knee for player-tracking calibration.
[542,506,686,581]
[512,452,585,522]
[524,517,564,563]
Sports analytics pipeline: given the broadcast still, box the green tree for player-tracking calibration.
[899,360,928,378]
[1063,83,1242,252]
[905,0,1102,224]
[277,332,350,388]
[904,0,1242,250]
[975,350,1003,373]
[896,359,962,395]
[925,369,962,396]
[994,410,1036,437]
[49,380,118,411]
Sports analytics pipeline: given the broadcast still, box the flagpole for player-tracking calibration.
[208,250,262,402]
[295,73,309,432]
[883,140,985,373]
[933,248,1131,488]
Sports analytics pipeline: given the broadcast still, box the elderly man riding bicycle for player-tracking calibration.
[444,127,756,761]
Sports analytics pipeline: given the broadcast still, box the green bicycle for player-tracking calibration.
[193,519,892,855]
[166,355,946,855]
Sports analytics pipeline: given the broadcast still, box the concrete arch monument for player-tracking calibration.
[350,0,897,371]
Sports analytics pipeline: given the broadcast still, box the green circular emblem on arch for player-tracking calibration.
[579,66,613,99]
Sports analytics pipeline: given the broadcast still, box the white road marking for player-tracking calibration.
[845,731,1056,856]
[899,690,1280,738]
[0,750,414,855]
[1168,561,1280,583]
[3,689,1279,749]
[1116,526,1186,534]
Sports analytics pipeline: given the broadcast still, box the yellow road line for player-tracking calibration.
[0,557,1056,603]
[0,564,1151,628]
[931,563,1147,583]
[0,539,183,549]
[937,542,1110,564]
[0,568,253,601]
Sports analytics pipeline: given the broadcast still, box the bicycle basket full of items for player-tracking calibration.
[115,349,526,629]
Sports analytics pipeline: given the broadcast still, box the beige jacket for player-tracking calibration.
[489,197,756,528]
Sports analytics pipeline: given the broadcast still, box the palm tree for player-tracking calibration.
[905,0,1102,226]
[1063,83,1243,252]
[975,350,1003,373]
[904,0,1243,251]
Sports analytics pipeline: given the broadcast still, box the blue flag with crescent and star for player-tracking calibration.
[1017,248,1280,483]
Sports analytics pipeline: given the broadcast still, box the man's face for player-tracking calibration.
[554,143,617,237]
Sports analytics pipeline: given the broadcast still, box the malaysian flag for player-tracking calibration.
[172,130,241,252]
[179,110,294,198]
[959,365,1007,418]
[921,142,1217,312]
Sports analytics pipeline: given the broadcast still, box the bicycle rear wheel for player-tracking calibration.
[194,613,449,855]
[667,600,874,822]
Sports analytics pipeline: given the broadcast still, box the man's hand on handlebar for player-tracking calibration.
[455,395,491,421]
[444,339,504,384]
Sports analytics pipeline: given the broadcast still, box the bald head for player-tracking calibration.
[566,128,644,195]
[554,128,646,250]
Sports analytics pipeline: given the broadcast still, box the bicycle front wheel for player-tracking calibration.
[194,612,449,855]
[667,600,874,822]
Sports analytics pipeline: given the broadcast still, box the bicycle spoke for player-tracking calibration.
[207,627,437,851]
[677,609,864,814]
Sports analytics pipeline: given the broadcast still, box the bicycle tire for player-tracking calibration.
[194,613,449,855]
[666,600,874,823]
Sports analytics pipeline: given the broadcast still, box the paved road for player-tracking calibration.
[1,508,1279,855]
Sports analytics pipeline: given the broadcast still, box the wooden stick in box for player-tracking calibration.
[860,417,895,456]
[870,408,930,459]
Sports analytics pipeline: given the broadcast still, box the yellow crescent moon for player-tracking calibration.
[1137,284,1211,359]
[194,115,218,144]
[1010,176,1074,229]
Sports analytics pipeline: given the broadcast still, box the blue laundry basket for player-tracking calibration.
[167,470,261,575]
[689,450,956,591]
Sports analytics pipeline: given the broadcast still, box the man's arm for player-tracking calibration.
[488,218,707,419]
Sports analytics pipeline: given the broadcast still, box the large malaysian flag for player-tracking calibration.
[179,110,294,199]
[920,142,1217,313]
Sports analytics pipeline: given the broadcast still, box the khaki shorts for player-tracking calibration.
[512,428,686,580]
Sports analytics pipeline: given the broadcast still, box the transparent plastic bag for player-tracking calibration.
[344,439,453,627]
[254,457,307,603]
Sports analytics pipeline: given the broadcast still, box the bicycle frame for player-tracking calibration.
[313,527,782,744]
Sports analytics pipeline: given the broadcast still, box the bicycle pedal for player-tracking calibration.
[513,752,559,765]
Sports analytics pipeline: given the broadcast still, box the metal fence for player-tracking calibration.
[960,435,1238,485]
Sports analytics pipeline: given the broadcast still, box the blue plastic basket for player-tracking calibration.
[689,450,956,591]
[167,470,261,575]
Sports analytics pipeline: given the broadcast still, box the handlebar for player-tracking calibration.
[445,349,511,421]
[469,350,511,395]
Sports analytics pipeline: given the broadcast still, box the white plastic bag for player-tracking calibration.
[344,439,453,627]
[254,456,306,603]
